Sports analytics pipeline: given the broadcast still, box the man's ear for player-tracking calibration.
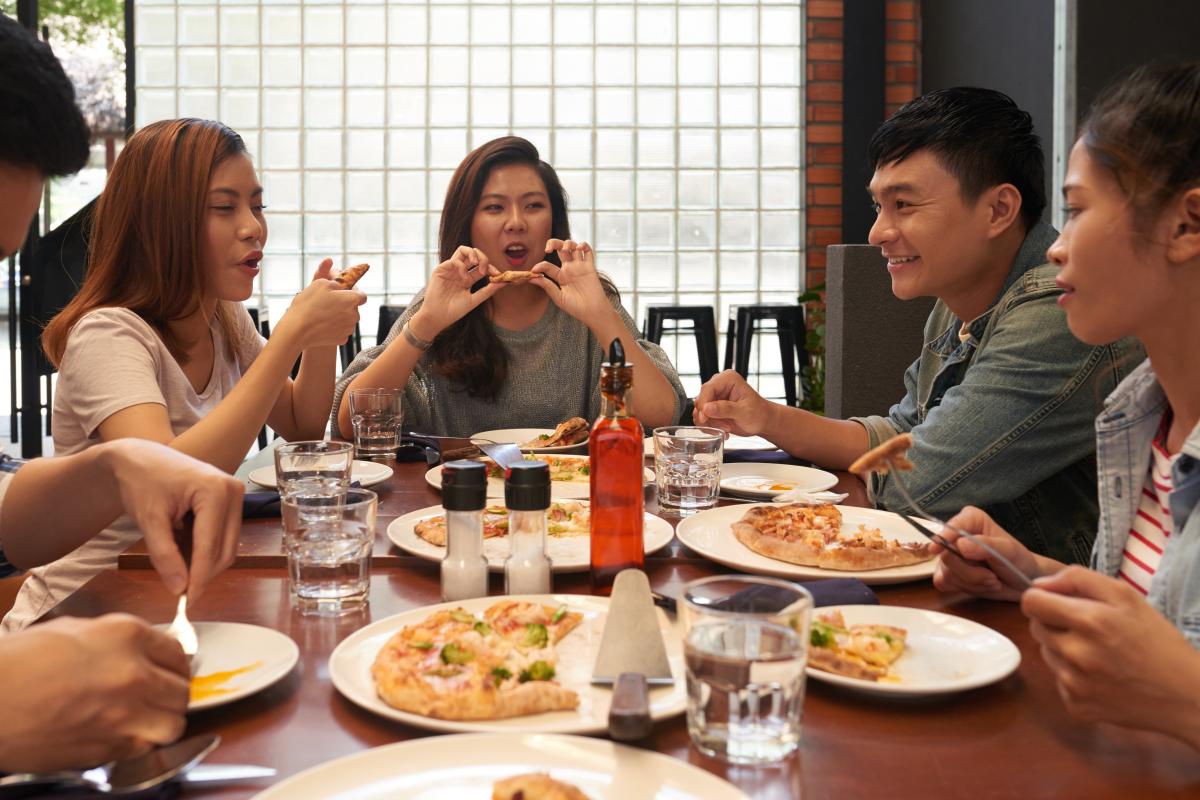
[983,183,1023,239]
[1165,187,1200,265]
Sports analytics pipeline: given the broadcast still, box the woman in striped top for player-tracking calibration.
[932,61,1200,748]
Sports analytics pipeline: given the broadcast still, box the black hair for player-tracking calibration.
[1080,61,1200,232]
[869,87,1046,231]
[0,14,91,177]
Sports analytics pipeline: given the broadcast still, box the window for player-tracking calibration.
[135,0,803,396]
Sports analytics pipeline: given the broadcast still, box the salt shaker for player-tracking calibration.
[440,459,489,602]
[503,461,552,595]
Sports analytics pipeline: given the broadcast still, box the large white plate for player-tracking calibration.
[719,462,839,499]
[387,502,675,572]
[180,622,299,711]
[806,605,1021,697]
[476,427,588,454]
[425,456,654,500]
[675,503,937,585]
[644,433,777,456]
[252,733,748,800]
[328,594,687,734]
[248,459,393,489]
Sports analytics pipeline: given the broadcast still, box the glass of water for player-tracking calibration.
[349,388,403,461]
[681,575,812,764]
[274,441,353,498]
[653,426,724,513]
[281,487,377,614]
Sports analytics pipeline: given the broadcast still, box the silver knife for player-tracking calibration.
[591,569,673,742]
[180,764,277,784]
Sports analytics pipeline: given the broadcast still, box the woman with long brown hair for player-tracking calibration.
[333,136,685,438]
[5,118,364,629]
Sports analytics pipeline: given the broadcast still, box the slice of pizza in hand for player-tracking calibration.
[848,432,914,479]
[333,262,370,289]
[808,610,907,682]
[490,270,537,284]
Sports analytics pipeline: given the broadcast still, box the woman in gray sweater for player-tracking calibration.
[334,137,687,438]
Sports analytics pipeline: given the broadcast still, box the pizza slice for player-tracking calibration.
[333,262,370,289]
[522,417,590,449]
[818,524,932,571]
[413,502,590,547]
[731,503,843,567]
[490,270,537,284]
[484,599,584,646]
[848,432,914,479]
[493,774,590,800]
[808,610,907,682]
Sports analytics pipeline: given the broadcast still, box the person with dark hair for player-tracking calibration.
[933,61,1200,746]
[0,14,245,772]
[695,87,1140,564]
[333,136,686,438]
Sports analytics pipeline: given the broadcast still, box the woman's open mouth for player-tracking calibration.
[504,244,528,268]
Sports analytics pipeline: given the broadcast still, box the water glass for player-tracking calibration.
[281,488,377,614]
[349,388,403,461]
[274,441,353,498]
[653,426,724,513]
[681,575,812,764]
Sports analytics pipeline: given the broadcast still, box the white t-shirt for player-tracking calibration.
[2,304,264,630]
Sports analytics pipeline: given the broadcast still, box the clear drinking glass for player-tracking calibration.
[681,575,813,764]
[274,441,353,498]
[349,388,403,461]
[653,426,724,513]
[281,487,377,614]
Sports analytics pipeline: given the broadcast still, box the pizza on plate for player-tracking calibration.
[372,601,584,720]
[521,417,590,449]
[483,455,590,483]
[493,773,589,800]
[414,501,591,546]
[808,610,907,681]
[732,503,932,571]
[333,262,370,289]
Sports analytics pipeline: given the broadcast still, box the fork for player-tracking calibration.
[165,594,199,670]
[884,466,1035,589]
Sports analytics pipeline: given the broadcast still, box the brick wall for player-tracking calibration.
[804,0,921,290]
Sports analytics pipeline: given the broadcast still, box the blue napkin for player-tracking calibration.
[654,577,878,614]
[398,433,441,465]
[723,449,810,466]
[241,481,367,519]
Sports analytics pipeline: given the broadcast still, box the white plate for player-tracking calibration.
[675,503,937,585]
[425,456,654,500]
[476,427,588,454]
[179,622,299,711]
[644,434,777,456]
[328,594,687,734]
[248,459,394,489]
[251,733,748,800]
[386,502,675,572]
[718,462,839,499]
[806,605,1021,697]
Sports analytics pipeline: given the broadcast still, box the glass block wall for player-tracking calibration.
[134,0,804,398]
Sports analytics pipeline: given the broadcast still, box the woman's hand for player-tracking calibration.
[1023,566,1200,748]
[277,257,366,351]
[531,239,615,327]
[931,506,1043,602]
[409,246,505,339]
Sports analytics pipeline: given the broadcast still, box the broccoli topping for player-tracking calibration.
[551,606,567,624]
[519,660,556,682]
[473,621,493,637]
[810,623,836,649]
[440,643,475,665]
[491,667,512,685]
[449,610,477,624]
[523,623,549,648]
[410,641,435,650]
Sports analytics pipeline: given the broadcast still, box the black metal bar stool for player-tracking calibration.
[723,304,807,407]
[376,304,407,345]
[642,305,720,383]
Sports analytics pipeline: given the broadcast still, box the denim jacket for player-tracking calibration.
[853,221,1142,564]
[1091,360,1200,646]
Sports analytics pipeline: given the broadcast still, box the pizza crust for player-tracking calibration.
[334,262,370,289]
[493,773,590,800]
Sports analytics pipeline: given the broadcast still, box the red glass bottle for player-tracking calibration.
[590,339,645,594]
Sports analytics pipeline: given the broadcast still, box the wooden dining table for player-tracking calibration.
[54,456,1200,799]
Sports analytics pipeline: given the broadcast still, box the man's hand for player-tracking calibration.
[0,614,189,773]
[931,506,1044,602]
[1023,566,1200,749]
[99,440,243,598]
[693,369,776,436]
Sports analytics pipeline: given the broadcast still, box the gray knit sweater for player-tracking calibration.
[332,291,686,437]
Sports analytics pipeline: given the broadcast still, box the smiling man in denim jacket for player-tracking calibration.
[695,88,1141,564]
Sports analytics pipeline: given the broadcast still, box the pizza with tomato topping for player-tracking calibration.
[413,501,590,547]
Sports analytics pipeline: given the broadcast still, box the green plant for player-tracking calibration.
[798,283,826,414]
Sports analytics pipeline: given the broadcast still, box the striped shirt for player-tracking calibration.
[1117,415,1178,595]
